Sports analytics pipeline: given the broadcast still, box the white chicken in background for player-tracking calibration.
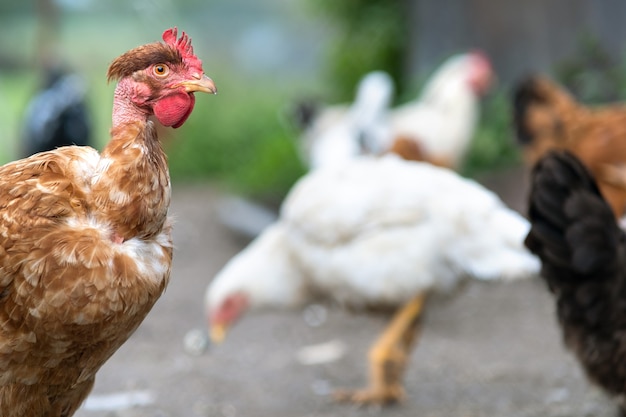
[205,155,539,406]
[296,71,394,169]
[293,51,492,170]
[390,51,493,169]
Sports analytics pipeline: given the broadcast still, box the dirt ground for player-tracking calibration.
[74,167,619,417]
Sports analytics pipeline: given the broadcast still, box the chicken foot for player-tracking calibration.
[334,292,426,405]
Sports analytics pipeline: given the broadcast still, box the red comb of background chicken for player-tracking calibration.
[162,27,203,73]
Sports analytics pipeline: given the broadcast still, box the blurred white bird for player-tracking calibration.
[205,155,539,406]
[294,51,492,171]
[297,71,394,169]
[389,51,493,169]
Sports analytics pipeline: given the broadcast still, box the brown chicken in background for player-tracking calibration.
[513,76,626,218]
[0,28,216,416]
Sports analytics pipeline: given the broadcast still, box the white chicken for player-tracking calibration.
[390,51,493,169]
[295,51,492,170]
[297,71,394,169]
[205,155,539,406]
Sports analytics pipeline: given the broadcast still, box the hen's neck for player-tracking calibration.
[93,81,171,241]
[111,78,152,127]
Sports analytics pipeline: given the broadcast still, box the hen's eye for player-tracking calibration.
[153,64,169,77]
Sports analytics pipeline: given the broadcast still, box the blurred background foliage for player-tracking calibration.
[307,0,410,102]
[0,0,622,202]
[554,34,626,104]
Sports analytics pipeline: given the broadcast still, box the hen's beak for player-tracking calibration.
[210,324,228,343]
[177,74,217,95]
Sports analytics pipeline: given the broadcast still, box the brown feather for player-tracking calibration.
[0,125,173,415]
[388,135,454,168]
[514,76,626,218]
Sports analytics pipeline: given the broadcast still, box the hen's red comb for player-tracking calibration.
[162,27,203,71]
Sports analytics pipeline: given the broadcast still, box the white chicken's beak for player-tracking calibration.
[177,74,217,95]
[210,324,228,343]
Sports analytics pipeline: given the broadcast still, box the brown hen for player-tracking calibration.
[513,76,626,218]
[0,28,216,417]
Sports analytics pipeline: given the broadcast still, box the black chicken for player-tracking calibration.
[21,66,92,157]
[525,150,626,415]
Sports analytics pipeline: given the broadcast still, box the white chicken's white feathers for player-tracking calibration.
[298,53,490,171]
[303,71,394,169]
[206,223,309,311]
[390,53,489,169]
[207,156,539,313]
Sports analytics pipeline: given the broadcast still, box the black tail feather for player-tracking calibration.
[526,153,626,410]
[525,150,620,286]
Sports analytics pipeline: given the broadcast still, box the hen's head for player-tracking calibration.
[107,27,217,128]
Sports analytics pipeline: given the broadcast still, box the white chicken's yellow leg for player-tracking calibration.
[334,292,427,405]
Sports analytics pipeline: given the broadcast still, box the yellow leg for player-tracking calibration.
[334,292,427,405]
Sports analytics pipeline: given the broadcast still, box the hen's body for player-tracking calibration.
[0,122,172,417]
[525,151,626,415]
[0,28,215,416]
[514,76,626,218]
